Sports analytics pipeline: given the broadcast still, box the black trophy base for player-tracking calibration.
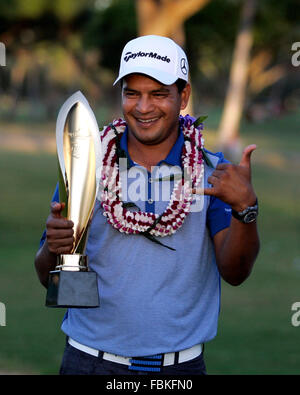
[45,270,100,308]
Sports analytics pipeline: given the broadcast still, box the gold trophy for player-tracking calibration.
[46,91,102,308]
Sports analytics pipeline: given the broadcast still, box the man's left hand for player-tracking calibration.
[203,144,257,211]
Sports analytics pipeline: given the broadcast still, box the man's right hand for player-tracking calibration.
[46,202,74,255]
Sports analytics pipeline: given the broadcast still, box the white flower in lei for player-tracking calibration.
[100,115,205,241]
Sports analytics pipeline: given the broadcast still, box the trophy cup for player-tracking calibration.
[45,91,102,308]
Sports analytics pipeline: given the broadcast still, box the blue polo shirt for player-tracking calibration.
[40,127,232,356]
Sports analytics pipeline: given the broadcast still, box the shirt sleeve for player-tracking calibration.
[39,183,59,248]
[206,152,232,238]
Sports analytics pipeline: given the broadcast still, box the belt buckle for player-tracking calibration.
[128,354,163,372]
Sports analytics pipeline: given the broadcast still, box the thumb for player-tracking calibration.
[239,144,257,168]
[50,201,65,218]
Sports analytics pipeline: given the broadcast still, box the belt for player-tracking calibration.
[68,337,203,371]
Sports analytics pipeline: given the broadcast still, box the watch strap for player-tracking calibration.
[231,199,258,223]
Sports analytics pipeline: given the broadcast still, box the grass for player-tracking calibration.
[0,107,299,374]
[0,150,65,374]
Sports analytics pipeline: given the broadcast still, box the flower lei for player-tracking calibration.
[100,115,205,241]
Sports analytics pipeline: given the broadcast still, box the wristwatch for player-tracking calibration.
[231,199,258,224]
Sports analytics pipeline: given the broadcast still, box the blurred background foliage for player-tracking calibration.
[0,0,299,126]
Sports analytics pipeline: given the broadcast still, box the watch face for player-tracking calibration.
[244,211,257,223]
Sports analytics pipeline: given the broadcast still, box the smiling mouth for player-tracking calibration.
[135,117,160,126]
[137,117,159,123]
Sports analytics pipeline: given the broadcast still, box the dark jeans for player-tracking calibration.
[59,341,207,375]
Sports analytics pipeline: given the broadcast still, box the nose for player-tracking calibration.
[136,94,154,114]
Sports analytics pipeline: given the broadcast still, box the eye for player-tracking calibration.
[153,92,168,98]
[123,90,139,98]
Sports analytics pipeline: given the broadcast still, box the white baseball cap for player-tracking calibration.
[113,35,189,86]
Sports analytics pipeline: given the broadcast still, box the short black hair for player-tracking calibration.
[175,78,187,93]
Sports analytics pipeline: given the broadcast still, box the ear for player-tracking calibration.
[180,83,191,110]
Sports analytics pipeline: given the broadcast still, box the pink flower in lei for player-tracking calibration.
[100,115,205,239]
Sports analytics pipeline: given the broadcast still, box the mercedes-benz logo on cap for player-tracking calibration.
[180,58,187,75]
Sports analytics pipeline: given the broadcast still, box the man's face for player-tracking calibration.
[122,74,190,146]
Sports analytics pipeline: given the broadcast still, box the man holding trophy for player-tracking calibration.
[35,35,259,375]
